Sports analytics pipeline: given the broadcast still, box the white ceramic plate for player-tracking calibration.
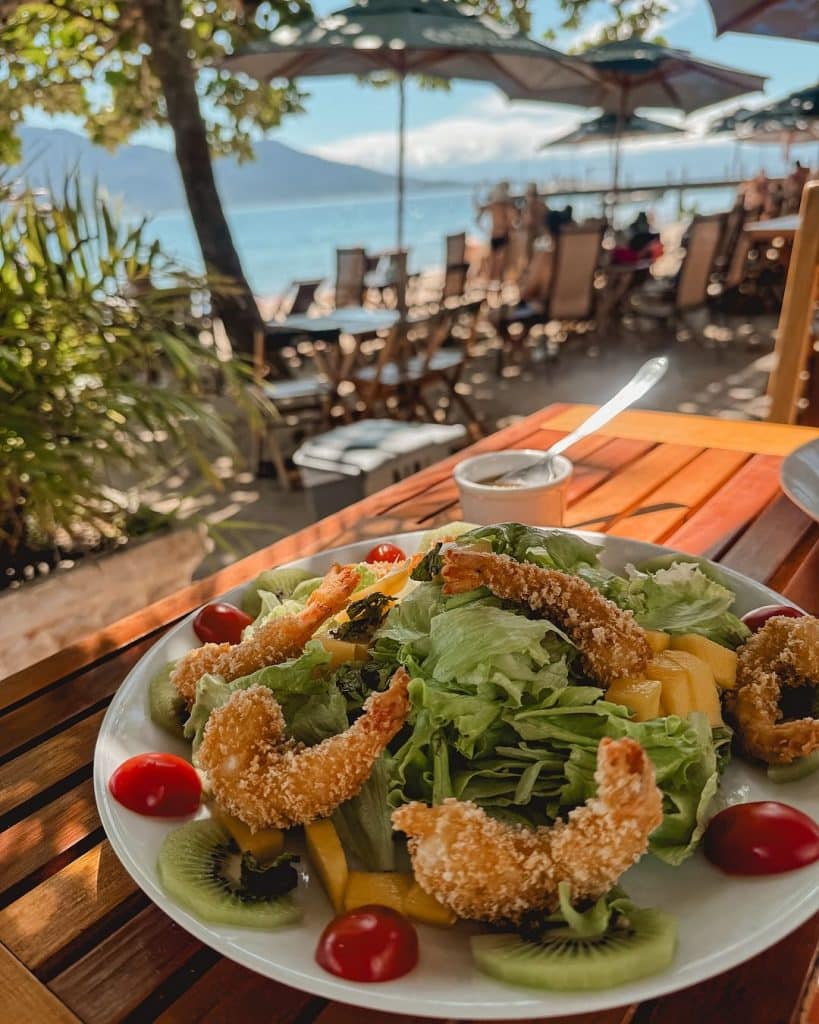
[782,439,819,523]
[94,530,819,1020]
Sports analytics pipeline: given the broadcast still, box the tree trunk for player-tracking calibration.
[141,0,262,357]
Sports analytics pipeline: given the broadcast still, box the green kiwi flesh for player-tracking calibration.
[149,664,188,739]
[157,819,302,928]
[768,750,819,783]
[471,907,676,991]
[241,567,315,617]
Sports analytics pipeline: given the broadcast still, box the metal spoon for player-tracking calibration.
[493,356,669,487]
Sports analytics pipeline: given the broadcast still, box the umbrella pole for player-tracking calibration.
[611,92,627,220]
[397,72,407,313]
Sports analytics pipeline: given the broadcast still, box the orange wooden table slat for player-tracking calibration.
[0,405,817,1024]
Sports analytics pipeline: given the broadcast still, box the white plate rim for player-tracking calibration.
[93,528,819,1019]
[781,438,819,524]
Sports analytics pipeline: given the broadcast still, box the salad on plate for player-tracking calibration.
[107,523,819,992]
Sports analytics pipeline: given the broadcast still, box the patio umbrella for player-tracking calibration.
[539,111,684,191]
[712,85,819,149]
[705,0,819,43]
[525,40,764,198]
[224,0,594,259]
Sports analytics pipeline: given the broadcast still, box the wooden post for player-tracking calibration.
[766,182,819,423]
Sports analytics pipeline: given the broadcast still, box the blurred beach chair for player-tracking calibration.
[335,247,367,308]
[274,278,323,319]
[446,232,467,266]
[364,250,413,308]
[713,200,746,276]
[629,212,726,335]
[766,181,819,424]
[251,328,334,488]
[494,224,604,369]
[351,310,482,433]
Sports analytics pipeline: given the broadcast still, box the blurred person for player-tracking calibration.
[743,170,770,217]
[783,160,810,213]
[521,182,547,259]
[476,181,517,282]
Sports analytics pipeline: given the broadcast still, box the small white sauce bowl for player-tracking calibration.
[454,449,573,526]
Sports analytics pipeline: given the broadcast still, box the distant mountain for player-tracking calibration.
[16,126,441,212]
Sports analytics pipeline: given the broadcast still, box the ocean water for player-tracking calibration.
[143,184,736,298]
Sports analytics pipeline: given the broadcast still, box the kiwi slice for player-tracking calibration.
[157,819,302,928]
[241,567,315,617]
[767,750,819,784]
[149,663,188,739]
[471,907,676,991]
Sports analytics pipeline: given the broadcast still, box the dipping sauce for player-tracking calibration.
[316,905,419,982]
[704,801,819,875]
[109,753,201,818]
[473,473,525,488]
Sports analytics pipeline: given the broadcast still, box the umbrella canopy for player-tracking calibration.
[712,84,819,145]
[534,40,766,114]
[705,0,819,43]
[227,0,592,96]
[224,0,594,297]
[540,111,684,149]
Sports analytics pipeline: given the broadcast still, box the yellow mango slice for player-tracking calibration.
[334,560,416,623]
[665,651,724,727]
[607,678,663,722]
[404,882,457,927]
[305,819,348,913]
[669,634,738,689]
[644,629,671,654]
[210,806,284,864]
[649,655,692,717]
[344,871,412,913]
[317,637,369,666]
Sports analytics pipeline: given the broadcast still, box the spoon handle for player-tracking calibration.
[547,356,669,459]
[495,356,668,486]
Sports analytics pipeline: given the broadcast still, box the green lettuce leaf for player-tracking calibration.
[332,754,395,871]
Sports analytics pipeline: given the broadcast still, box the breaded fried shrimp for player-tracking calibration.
[198,667,411,830]
[392,737,662,924]
[441,549,651,685]
[170,564,359,703]
[729,615,819,764]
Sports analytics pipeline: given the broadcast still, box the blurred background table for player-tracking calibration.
[1,403,818,1024]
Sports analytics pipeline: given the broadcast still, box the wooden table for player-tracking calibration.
[2,404,818,1024]
[744,214,801,240]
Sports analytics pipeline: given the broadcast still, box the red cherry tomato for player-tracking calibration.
[109,753,201,818]
[315,905,419,982]
[193,602,253,645]
[741,604,804,632]
[704,801,819,876]
[364,542,406,565]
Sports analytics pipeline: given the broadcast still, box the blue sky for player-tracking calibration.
[25,1,818,177]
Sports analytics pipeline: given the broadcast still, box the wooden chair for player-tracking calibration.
[629,212,726,331]
[251,328,333,487]
[495,224,604,367]
[713,200,746,275]
[445,232,467,266]
[351,311,481,432]
[364,250,409,308]
[335,247,367,309]
[766,181,819,424]
[274,278,323,319]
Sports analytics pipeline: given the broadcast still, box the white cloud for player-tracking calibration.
[308,91,580,171]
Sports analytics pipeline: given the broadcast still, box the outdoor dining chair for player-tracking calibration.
[629,212,727,335]
[350,310,482,433]
[494,223,605,368]
[334,247,367,308]
[274,278,323,318]
[766,181,819,424]
[445,232,467,266]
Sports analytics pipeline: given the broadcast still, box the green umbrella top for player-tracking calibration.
[712,83,819,143]
[225,0,594,97]
[538,39,766,114]
[540,111,684,149]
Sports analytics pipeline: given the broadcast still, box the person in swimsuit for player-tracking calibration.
[477,181,517,283]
